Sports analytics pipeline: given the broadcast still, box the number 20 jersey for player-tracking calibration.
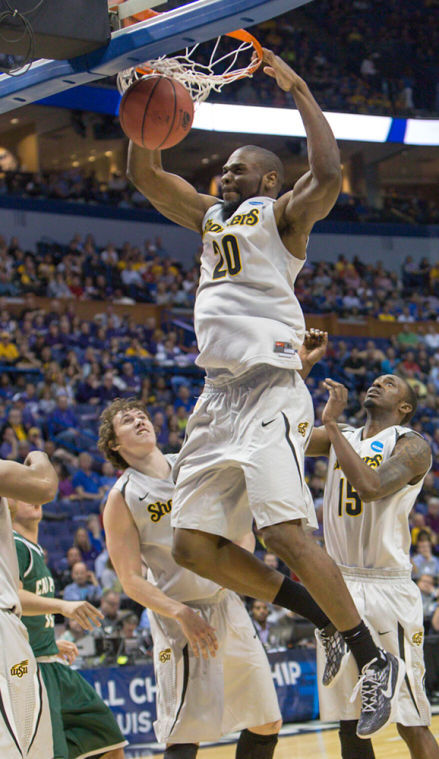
[323,425,430,571]
[195,197,306,380]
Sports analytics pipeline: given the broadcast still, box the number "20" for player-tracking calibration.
[212,235,242,279]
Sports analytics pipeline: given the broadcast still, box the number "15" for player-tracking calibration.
[338,477,363,517]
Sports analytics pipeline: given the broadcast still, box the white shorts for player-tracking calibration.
[172,365,317,541]
[317,567,431,726]
[0,610,53,758]
[150,589,281,743]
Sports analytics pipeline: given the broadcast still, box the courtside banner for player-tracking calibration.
[79,648,318,752]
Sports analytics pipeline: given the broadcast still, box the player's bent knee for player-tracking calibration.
[172,529,201,570]
[261,522,307,561]
[172,529,214,577]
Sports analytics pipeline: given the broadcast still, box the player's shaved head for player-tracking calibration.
[241,145,285,191]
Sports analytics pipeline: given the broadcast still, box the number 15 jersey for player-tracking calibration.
[323,425,430,572]
[195,197,306,380]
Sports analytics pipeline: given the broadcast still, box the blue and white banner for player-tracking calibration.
[80,648,318,753]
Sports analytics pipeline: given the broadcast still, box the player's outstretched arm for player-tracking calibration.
[127,142,217,233]
[104,488,218,659]
[321,379,432,501]
[18,590,104,631]
[0,452,58,506]
[261,48,341,245]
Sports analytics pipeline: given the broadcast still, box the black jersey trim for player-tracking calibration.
[281,412,303,488]
[120,473,131,498]
[169,644,190,735]
[27,665,44,752]
[0,684,23,756]
[397,621,421,717]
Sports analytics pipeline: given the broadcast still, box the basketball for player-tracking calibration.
[119,75,194,150]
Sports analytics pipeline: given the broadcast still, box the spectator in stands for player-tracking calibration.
[0,330,19,363]
[125,338,151,359]
[341,345,366,389]
[416,573,438,633]
[412,531,439,579]
[73,526,100,569]
[251,600,277,650]
[100,557,122,593]
[47,392,80,447]
[72,452,107,502]
[55,545,82,590]
[63,561,102,603]
[0,426,18,459]
[96,590,122,636]
[53,462,75,500]
[426,497,439,535]
[396,322,420,350]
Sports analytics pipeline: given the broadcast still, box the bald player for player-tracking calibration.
[309,375,439,755]
[128,47,403,735]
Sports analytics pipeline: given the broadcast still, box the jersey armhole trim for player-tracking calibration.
[15,535,33,578]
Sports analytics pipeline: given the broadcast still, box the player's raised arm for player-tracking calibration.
[321,379,431,501]
[104,488,218,659]
[127,142,217,233]
[261,49,341,251]
[0,452,58,505]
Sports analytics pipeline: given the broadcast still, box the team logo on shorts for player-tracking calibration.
[412,631,424,646]
[298,422,309,437]
[159,648,172,663]
[10,659,29,678]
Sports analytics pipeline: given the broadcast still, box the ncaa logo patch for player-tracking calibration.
[370,441,384,453]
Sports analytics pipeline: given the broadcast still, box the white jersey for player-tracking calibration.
[195,197,306,380]
[0,497,21,613]
[113,455,220,603]
[323,425,429,571]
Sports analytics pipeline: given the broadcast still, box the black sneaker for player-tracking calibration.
[351,651,406,739]
[315,627,349,688]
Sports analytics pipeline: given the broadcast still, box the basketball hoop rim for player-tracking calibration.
[119,6,263,81]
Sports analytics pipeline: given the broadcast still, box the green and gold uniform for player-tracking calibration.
[14,531,127,759]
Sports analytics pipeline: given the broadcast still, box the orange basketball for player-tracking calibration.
[119,75,194,150]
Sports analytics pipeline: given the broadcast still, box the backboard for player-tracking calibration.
[0,0,313,114]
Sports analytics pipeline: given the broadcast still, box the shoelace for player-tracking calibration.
[350,667,382,712]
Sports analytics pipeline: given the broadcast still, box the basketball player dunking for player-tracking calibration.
[0,451,57,758]
[310,375,439,757]
[128,48,403,735]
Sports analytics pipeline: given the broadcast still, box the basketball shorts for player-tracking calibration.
[172,365,317,541]
[150,589,281,743]
[317,566,431,726]
[37,658,127,759]
[0,610,53,759]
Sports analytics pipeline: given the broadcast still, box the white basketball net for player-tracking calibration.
[117,36,257,104]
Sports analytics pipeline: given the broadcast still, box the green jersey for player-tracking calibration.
[14,530,58,658]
